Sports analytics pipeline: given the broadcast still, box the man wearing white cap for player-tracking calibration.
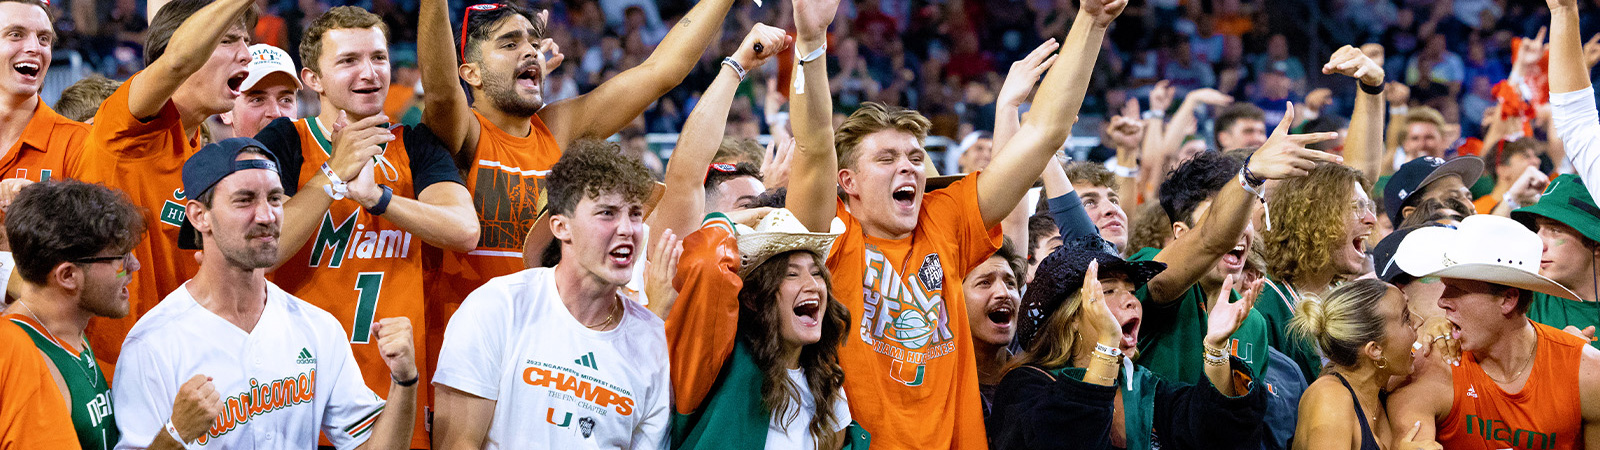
[1385,214,1600,450]
[224,44,300,139]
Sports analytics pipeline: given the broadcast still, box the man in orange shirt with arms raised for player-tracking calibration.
[249,7,478,447]
[784,0,1125,445]
[71,0,255,365]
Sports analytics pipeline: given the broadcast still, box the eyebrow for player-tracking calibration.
[495,29,528,41]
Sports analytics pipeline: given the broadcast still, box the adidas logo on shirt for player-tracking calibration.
[297,348,316,365]
[575,352,598,370]
[1467,385,1478,398]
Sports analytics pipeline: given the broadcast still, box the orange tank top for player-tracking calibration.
[1438,321,1585,450]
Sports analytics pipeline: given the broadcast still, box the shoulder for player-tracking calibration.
[1298,376,1356,419]
[124,285,200,342]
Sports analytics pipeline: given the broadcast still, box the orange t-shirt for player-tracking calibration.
[1438,321,1584,450]
[264,117,447,449]
[423,110,561,374]
[72,71,203,365]
[826,173,1000,449]
[0,317,81,449]
[5,98,87,182]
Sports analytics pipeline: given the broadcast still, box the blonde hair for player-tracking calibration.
[1264,163,1370,283]
[834,102,931,170]
[1401,107,1447,139]
[1006,290,1087,372]
[1288,279,1391,367]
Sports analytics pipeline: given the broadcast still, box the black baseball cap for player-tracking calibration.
[177,137,281,250]
[1382,156,1483,225]
[1369,222,1448,283]
[1016,235,1166,351]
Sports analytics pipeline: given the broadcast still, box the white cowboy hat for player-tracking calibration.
[1393,214,1579,299]
[734,209,844,276]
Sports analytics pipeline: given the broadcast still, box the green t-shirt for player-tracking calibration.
[1128,248,1273,385]
[1527,292,1600,350]
[9,319,116,450]
[1251,276,1324,383]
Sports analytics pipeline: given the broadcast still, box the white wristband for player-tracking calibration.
[792,43,827,95]
[165,420,190,445]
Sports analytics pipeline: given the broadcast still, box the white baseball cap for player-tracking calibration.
[1393,214,1579,299]
[242,44,301,91]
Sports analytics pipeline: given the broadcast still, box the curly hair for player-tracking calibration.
[1126,202,1172,254]
[835,102,932,170]
[1158,151,1242,226]
[7,180,146,285]
[1263,163,1371,283]
[738,250,849,448]
[546,139,655,217]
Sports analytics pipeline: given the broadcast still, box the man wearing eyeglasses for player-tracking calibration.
[0,179,146,450]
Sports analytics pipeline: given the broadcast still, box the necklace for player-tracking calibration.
[1483,342,1536,385]
[582,295,622,329]
[16,301,99,387]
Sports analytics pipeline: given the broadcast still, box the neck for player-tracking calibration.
[1291,268,1337,297]
[0,93,38,152]
[1478,319,1538,379]
[475,103,533,138]
[189,257,270,332]
[552,261,624,330]
[317,103,376,128]
[780,342,803,370]
[974,340,1010,384]
[5,287,91,351]
[171,93,218,142]
[1200,276,1225,309]
[1562,265,1598,302]
[848,199,914,241]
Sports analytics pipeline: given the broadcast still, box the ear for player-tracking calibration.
[220,111,235,126]
[301,68,323,94]
[838,168,859,198]
[1361,340,1384,364]
[185,200,212,237]
[549,213,571,243]
[1400,205,1417,221]
[1171,220,1191,241]
[1498,287,1521,315]
[49,262,81,291]
[459,62,483,90]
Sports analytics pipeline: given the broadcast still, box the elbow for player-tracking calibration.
[445,219,481,253]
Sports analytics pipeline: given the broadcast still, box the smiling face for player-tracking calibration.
[964,255,1020,347]
[176,25,251,116]
[777,252,830,347]
[305,26,390,118]
[0,2,51,98]
[468,14,546,117]
[192,154,285,271]
[1074,183,1129,249]
[553,192,644,287]
[841,129,926,238]
[1405,122,1445,158]
[228,73,298,138]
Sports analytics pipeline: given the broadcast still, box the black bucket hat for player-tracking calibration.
[1017,235,1166,350]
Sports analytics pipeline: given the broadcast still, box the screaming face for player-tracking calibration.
[964,255,1020,347]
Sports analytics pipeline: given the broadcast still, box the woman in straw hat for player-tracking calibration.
[664,209,867,449]
[987,235,1266,450]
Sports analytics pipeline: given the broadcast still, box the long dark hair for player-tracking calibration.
[738,250,850,448]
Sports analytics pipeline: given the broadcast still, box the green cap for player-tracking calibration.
[1512,174,1600,244]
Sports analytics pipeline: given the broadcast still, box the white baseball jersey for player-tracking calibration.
[434,267,670,449]
[112,281,385,449]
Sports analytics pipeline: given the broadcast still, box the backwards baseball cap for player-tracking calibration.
[1382,155,1484,225]
[177,137,282,250]
[1369,222,1448,283]
[1512,174,1600,245]
[242,44,301,92]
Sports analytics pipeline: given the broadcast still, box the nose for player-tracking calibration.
[268,102,292,120]
[254,198,279,224]
[126,254,142,274]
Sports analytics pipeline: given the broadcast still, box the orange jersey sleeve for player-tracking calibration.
[666,218,743,414]
[4,98,86,182]
[0,324,80,449]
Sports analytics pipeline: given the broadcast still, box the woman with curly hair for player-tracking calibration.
[1257,162,1378,381]
[666,209,867,449]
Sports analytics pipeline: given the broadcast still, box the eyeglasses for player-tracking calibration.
[1351,198,1377,221]
[460,3,510,63]
[73,253,134,278]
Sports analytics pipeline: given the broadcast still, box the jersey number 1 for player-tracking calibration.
[351,272,385,343]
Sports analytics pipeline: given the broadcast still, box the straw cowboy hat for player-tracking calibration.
[731,208,845,276]
[1393,214,1580,299]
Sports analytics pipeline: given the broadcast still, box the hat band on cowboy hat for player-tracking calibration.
[1394,214,1580,300]
[730,209,845,276]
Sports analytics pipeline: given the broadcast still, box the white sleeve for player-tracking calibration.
[830,388,852,432]
[318,328,385,450]
[1550,87,1600,202]
[630,339,671,450]
[111,337,178,450]
[432,283,510,399]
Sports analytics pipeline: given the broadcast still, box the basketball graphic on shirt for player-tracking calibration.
[888,309,933,349]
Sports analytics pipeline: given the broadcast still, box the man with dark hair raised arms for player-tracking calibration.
[71,0,255,366]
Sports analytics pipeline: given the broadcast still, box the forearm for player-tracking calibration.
[635,0,738,95]
[1201,344,1236,396]
[360,384,417,450]
[131,0,253,117]
[1041,155,1074,197]
[994,101,1022,151]
[1345,87,1385,181]
[651,67,742,243]
[1084,353,1120,387]
[1148,183,1252,302]
[1025,13,1107,140]
[1553,5,1590,94]
[788,36,839,232]
[417,0,472,154]
[1163,99,1202,147]
[371,194,480,253]
[276,184,339,268]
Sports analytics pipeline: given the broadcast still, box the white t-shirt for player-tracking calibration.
[764,368,851,450]
[433,267,671,449]
[112,281,384,449]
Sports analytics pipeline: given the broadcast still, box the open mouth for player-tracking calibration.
[13,62,40,80]
[1119,317,1140,349]
[515,64,541,90]
[793,299,821,327]
[891,185,916,208]
[1221,245,1246,268]
[352,86,382,95]
[1352,234,1369,254]
[986,303,1015,327]
[226,71,247,94]
[608,244,634,266]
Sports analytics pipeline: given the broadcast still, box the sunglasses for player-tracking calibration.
[709,163,739,173]
[461,3,510,63]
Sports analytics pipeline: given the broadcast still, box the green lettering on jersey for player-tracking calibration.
[310,210,359,268]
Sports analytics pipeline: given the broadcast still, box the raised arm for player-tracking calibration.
[540,0,738,144]
[787,0,845,232]
[977,0,1126,227]
[648,25,790,244]
[1322,45,1387,182]
[416,0,475,156]
[127,0,253,119]
[994,40,1061,247]
[355,318,419,450]
[1549,0,1600,197]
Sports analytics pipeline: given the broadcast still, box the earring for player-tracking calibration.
[1374,355,1388,371]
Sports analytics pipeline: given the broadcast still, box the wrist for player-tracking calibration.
[392,370,419,387]
[731,50,757,70]
[796,35,826,52]
[1204,337,1228,349]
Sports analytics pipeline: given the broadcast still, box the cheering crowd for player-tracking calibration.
[2,0,1600,448]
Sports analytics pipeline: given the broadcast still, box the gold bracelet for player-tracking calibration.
[1203,343,1227,358]
[1092,351,1122,365]
[1091,373,1118,383]
[1203,351,1229,367]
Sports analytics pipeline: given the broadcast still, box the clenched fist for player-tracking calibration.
[372,317,418,384]
[171,374,223,442]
